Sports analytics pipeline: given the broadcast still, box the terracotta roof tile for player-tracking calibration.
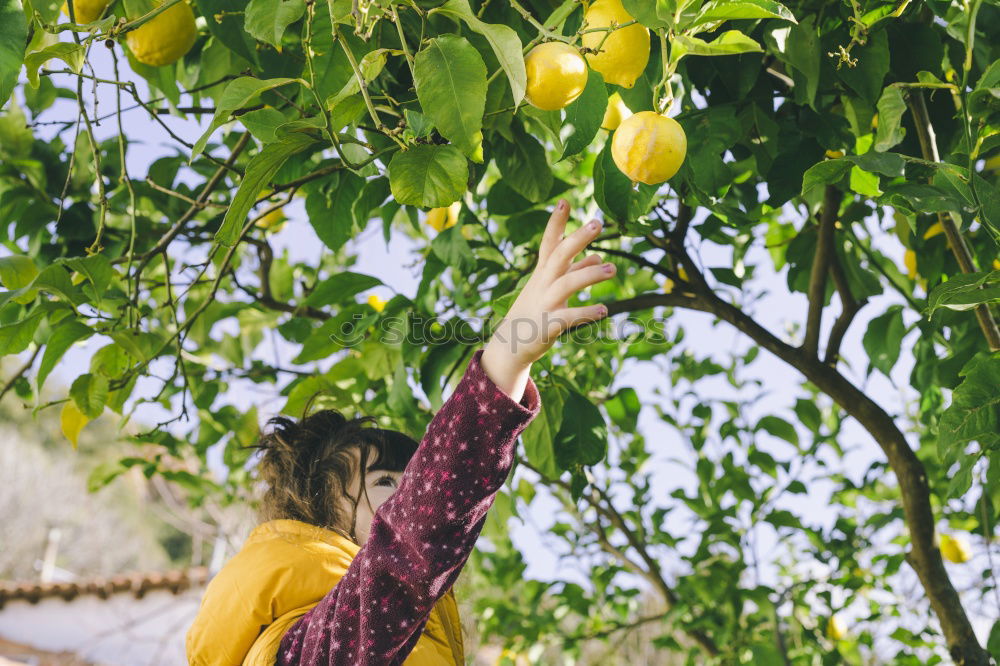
[0,567,209,610]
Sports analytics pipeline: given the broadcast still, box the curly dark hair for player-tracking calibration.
[253,408,419,542]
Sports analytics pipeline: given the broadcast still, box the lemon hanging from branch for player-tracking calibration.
[580,0,650,89]
[524,42,589,111]
[611,111,687,185]
[426,202,461,233]
[125,0,197,67]
[61,0,110,23]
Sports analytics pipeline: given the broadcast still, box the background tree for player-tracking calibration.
[1,0,999,663]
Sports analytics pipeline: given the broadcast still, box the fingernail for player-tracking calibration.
[588,219,601,231]
[599,305,608,317]
[603,263,615,273]
[558,199,568,211]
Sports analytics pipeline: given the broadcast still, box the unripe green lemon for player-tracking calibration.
[580,0,650,88]
[611,111,687,185]
[524,42,588,111]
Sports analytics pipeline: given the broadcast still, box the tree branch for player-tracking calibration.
[520,458,720,657]
[0,347,41,402]
[605,264,988,664]
[804,185,840,356]
[824,243,867,366]
[908,89,1000,352]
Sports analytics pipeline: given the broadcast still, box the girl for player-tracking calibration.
[186,201,614,665]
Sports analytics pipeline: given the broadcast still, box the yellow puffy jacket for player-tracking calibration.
[186,519,465,666]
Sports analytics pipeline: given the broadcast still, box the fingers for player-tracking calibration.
[546,217,603,276]
[567,254,602,273]
[545,304,610,337]
[551,262,616,302]
[538,199,570,265]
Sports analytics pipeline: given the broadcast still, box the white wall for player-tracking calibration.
[0,587,203,666]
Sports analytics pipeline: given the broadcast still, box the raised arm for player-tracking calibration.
[277,199,613,665]
[277,348,539,664]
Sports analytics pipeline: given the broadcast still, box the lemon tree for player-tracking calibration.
[2,0,1000,663]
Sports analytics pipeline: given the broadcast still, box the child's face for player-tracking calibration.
[339,446,404,545]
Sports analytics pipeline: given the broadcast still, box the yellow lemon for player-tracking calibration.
[939,534,972,563]
[993,259,1000,271]
[904,249,918,279]
[580,0,650,88]
[524,42,589,110]
[827,616,847,641]
[367,294,387,312]
[126,0,197,67]
[825,149,844,159]
[61,0,109,23]
[923,221,945,239]
[611,111,687,185]
[662,267,687,294]
[426,202,461,232]
[601,92,632,130]
[256,208,287,232]
[871,113,879,130]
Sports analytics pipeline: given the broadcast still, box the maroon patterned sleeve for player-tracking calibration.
[275,348,541,665]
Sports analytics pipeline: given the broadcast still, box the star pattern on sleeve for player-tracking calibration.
[275,348,541,665]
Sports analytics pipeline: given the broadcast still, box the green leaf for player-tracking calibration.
[559,69,607,161]
[388,144,468,208]
[196,0,259,66]
[783,15,819,107]
[306,170,365,251]
[495,127,552,203]
[672,30,763,60]
[973,174,1000,240]
[431,225,476,273]
[325,48,388,111]
[938,352,1000,461]
[244,0,305,47]
[23,43,85,88]
[692,0,797,27]
[988,619,1000,662]
[621,0,673,29]
[836,29,889,103]
[191,77,299,158]
[927,271,1000,315]
[801,159,851,197]
[521,382,568,478]
[554,387,608,470]
[60,254,114,304]
[414,35,487,160]
[0,255,38,290]
[863,305,906,378]
[0,311,43,355]
[216,132,316,246]
[756,415,799,447]
[605,387,641,430]
[0,0,26,108]
[593,141,632,223]
[874,84,906,152]
[70,372,109,419]
[431,0,526,106]
[37,320,93,391]
[304,272,383,307]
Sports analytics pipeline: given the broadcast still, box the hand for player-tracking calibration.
[481,199,614,400]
